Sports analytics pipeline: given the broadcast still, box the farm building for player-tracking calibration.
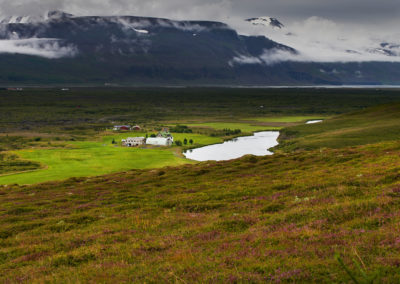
[146,137,173,146]
[157,127,172,138]
[132,125,141,131]
[122,137,146,147]
[113,125,131,131]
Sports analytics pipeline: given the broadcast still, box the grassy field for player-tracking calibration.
[186,122,281,133]
[1,88,400,282]
[0,131,224,185]
[276,102,400,152]
[1,88,400,135]
[101,131,222,146]
[0,139,400,282]
[247,116,328,123]
[0,142,190,185]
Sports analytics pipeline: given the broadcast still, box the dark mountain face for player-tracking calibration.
[0,12,399,86]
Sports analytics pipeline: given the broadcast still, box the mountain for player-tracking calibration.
[0,11,399,86]
[245,17,284,29]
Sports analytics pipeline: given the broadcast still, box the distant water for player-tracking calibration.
[306,120,323,124]
[218,85,400,89]
[184,131,279,162]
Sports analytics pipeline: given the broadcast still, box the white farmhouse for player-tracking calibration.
[146,137,173,146]
[122,137,146,147]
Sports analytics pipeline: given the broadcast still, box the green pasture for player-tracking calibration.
[0,142,191,185]
[186,122,281,133]
[247,116,327,123]
[102,132,222,146]
[0,132,222,185]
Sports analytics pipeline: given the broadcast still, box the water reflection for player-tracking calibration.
[184,131,279,162]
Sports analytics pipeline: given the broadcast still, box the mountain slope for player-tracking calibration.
[0,12,400,85]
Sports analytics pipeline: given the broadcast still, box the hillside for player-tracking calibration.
[0,101,400,282]
[276,102,400,151]
[0,140,399,282]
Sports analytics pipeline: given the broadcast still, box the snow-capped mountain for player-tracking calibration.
[0,11,399,85]
[0,10,73,24]
[245,17,284,29]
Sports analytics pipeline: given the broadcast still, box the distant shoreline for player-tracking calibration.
[1,84,400,89]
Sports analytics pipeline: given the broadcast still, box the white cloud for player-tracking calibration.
[230,16,400,64]
[0,38,78,58]
[1,1,400,63]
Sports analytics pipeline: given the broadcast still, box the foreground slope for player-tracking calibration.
[1,140,400,282]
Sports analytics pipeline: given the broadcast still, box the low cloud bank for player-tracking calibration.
[0,38,78,58]
[231,16,400,64]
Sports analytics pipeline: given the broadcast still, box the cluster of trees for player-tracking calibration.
[170,125,193,133]
[210,128,242,137]
[175,138,193,146]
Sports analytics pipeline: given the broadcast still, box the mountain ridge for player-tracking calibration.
[0,12,399,85]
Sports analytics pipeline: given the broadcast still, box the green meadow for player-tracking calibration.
[247,115,328,123]
[186,122,281,132]
[0,131,225,185]
[0,142,190,185]
[276,102,400,151]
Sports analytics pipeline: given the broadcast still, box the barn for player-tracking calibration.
[113,125,131,131]
[122,137,146,147]
[146,137,173,146]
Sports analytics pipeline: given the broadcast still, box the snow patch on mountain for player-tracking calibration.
[246,17,284,29]
[0,10,74,24]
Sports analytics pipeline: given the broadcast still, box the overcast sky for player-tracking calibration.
[0,0,399,62]
[0,0,399,26]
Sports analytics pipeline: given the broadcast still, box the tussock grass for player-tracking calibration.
[0,140,400,282]
[277,102,400,151]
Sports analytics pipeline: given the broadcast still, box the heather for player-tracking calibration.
[0,140,400,282]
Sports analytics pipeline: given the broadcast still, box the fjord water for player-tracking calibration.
[184,131,279,162]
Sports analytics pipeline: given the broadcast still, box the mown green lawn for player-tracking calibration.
[0,142,190,185]
[0,132,222,185]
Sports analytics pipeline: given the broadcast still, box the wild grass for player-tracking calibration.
[276,102,400,152]
[247,116,328,123]
[0,140,399,282]
[185,122,280,133]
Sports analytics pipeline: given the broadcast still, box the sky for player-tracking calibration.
[0,0,399,26]
[0,0,399,62]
